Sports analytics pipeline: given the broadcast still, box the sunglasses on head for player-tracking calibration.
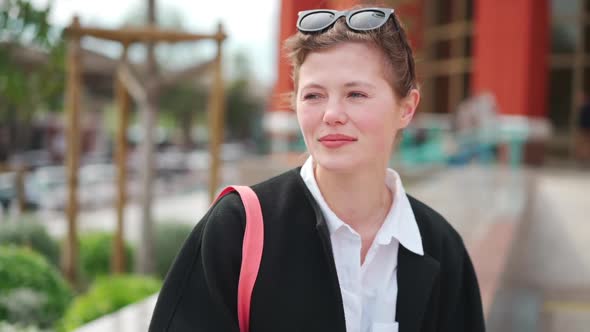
[297,7,398,33]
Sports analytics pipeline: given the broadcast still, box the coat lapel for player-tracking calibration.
[396,245,440,332]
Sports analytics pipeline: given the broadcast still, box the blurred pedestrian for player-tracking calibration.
[150,5,484,332]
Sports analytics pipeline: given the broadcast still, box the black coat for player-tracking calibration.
[149,168,485,332]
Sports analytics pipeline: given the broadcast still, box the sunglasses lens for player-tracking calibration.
[349,10,387,30]
[299,12,335,31]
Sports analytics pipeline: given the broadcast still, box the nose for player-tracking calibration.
[322,99,348,126]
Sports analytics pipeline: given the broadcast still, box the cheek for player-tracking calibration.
[354,109,397,150]
[296,106,319,136]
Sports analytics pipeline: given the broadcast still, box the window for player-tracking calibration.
[552,0,580,18]
[549,69,573,129]
[552,23,579,54]
[548,0,590,140]
[422,0,473,114]
[433,75,450,114]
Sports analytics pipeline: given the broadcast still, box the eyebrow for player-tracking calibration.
[300,81,377,90]
[343,81,377,90]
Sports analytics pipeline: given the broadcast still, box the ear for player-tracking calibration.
[398,89,420,128]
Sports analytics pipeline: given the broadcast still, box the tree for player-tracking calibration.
[225,52,264,141]
[122,2,209,151]
[160,81,208,149]
[135,0,159,274]
[0,0,65,158]
[121,0,224,273]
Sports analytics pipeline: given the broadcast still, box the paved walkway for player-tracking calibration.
[409,164,531,315]
[487,168,590,332]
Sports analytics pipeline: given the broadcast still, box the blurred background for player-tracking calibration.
[0,0,588,331]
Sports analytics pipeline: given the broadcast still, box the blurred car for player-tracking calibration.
[155,148,189,178]
[0,172,17,211]
[8,150,52,169]
[0,171,42,212]
[185,143,248,171]
[23,162,146,211]
[79,163,116,208]
[27,166,68,210]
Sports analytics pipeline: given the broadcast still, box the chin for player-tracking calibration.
[312,151,363,173]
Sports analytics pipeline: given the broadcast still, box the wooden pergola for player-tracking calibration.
[63,16,227,284]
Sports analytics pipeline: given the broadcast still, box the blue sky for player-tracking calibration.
[30,0,280,87]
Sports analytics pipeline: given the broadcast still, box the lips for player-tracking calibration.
[318,134,357,148]
[318,134,357,142]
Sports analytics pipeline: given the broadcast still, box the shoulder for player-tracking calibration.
[250,167,306,201]
[406,195,467,263]
[202,167,307,245]
[197,192,246,269]
[250,167,312,220]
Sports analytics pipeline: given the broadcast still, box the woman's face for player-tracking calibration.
[296,42,419,173]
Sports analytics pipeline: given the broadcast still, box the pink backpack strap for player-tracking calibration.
[215,186,264,332]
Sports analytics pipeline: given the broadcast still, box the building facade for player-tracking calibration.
[268,0,584,158]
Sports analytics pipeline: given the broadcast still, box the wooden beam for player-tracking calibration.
[118,63,148,108]
[112,48,131,274]
[550,54,590,70]
[65,25,226,44]
[424,21,473,42]
[422,58,472,77]
[63,16,82,286]
[549,54,577,68]
[208,23,226,202]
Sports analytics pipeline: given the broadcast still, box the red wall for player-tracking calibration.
[269,0,322,112]
[273,0,550,118]
[472,0,549,117]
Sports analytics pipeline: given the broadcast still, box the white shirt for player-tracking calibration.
[300,157,423,332]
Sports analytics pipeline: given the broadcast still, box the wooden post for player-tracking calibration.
[208,23,226,202]
[113,47,130,274]
[63,16,82,286]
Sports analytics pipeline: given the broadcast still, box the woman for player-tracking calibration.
[149,6,485,332]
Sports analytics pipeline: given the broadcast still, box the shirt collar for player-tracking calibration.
[300,156,424,256]
[300,157,347,234]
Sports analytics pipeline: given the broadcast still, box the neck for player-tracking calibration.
[314,162,392,234]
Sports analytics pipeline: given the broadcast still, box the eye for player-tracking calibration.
[348,91,367,98]
[302,93,322,100]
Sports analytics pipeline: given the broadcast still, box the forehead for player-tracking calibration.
[298,42,389,85]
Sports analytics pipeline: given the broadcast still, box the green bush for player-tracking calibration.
[0,221,60,267]
[59,275,161,332]
[0,321,49,332]
[78,232,134,283]
[155,222,193,279]
[0,246,72,328]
